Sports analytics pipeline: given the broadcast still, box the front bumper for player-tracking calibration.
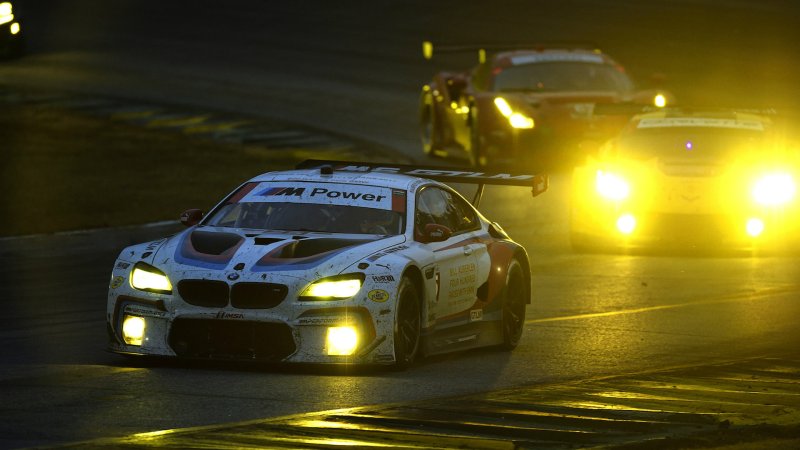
[107,273,398,365]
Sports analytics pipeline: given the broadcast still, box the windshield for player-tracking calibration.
[493,62,634,93]
[618,119,769,160]
[203,182,406,235]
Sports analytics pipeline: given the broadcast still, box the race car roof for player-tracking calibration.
[492,48,617,70]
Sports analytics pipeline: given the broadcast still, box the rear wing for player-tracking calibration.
[296,159,548,207]
[422,40,601,63]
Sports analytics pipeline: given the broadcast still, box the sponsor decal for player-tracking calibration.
[470,309,483,322]
[637,117,764,131]
[371,275,395,283]
[145,239,166,252]
[367,245,409,262]
[110,276,125,289]
[296,316,350,326]
[124,305,167,319]
[243,182,394,210]
[368,289,390,303]
[216,311,245,319]
[373,354,394,363]
[115,262,130,270]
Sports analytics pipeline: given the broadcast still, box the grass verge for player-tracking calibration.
[0,104,356,236]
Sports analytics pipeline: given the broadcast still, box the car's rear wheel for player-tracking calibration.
[500,259,526,350]
[393,276,421,369]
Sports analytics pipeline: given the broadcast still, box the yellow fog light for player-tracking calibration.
[596,170,630,201]
[10,22,19,34]
[326,326,358,356]
[616,214,636,235]
[746,218,764,237]
[122,315,146,346]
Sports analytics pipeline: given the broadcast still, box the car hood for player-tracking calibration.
[138,226,407,281]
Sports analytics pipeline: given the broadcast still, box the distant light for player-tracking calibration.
[616,214,636,234]
[422,41,433,60]
[654,93,667,108]
[685,141,693,151]
[746,218,764,237]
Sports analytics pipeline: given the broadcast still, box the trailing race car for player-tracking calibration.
[0,1,24,58]
[107,161,548,368]
[419,41,672,168]
[570,108,800,252]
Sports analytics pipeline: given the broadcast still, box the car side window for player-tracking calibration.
[415,187,480,236]
[440,189,480,233]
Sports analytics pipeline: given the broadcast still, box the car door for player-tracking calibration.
[415,186,487,331]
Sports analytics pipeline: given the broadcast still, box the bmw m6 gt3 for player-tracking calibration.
[107,161,548,368]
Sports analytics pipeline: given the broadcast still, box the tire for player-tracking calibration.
[500,259,526,351]
[393,276,422,369]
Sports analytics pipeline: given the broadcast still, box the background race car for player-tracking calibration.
[419,41,673,169]
[0,1,23,58]
[570,108,800,253]
[107,161,548,368]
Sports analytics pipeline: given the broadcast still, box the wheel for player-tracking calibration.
[393,276,422,369]
[500,259,526,350]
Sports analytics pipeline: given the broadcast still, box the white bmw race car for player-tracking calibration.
[107,161,547,368]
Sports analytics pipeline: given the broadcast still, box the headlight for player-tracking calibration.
[654,93,667,108]
[300,274,364,300]
[752,173,796,206]
[494,97,534,129]
[130,262,173,294]
[0,2,13,25]
[596,170,630,201]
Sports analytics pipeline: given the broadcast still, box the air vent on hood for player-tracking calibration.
[189,231,243,255]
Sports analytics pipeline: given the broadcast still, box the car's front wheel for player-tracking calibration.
[393,276,422,369]
[500,259,526,350]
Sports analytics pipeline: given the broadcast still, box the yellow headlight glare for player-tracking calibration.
[596,170,631,201]
[752,173,796,206]
[300,274,365,300]
[130,262,173,294]
[326,326,359,356]
[122,315,146,346]
[494,97,535,129]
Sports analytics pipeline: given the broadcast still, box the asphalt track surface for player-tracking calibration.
[1,1,800,449]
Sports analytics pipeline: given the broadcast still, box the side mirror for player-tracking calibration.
[180,209,204,227]
[419,223,452,243]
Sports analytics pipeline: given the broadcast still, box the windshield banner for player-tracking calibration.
[240,182,395,210]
